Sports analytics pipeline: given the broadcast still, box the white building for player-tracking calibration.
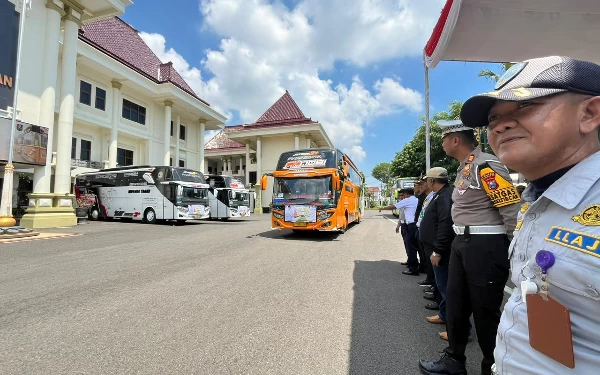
[0,0,226,228]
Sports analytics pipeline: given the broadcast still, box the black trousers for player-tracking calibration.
[416,230,428,273]
[401,223,419,272]
[444,233,510,373]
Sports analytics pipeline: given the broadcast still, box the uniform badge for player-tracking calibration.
[464,165,471,171]
[459,180,465,187]
[515,220,523,231]
[479,166,520,208]
[520,202,530,214]
[545,226,600,258]
[572,204,600,226]
[457,189,467,196]
[481,170,499,190]
[467,155,475,162]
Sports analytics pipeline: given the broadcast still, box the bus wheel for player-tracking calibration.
[143,208,157,224]
[89,208,100,221]
[340,214,348,233]
[220,217,229,222]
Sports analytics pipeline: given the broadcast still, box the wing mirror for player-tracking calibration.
[333,174,341,191]
[260,175,268,191]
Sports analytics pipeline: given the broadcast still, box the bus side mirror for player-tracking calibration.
[343,164,349,176]
[333,174,341,191]
[260,175,268,190]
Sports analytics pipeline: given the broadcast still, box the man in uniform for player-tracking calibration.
[419,121,519,375]
[460,56,600,374]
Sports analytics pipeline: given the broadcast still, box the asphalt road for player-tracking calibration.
[0,211,500,374]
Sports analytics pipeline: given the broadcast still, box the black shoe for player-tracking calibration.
[418,279,434,287]
[423,292,436,301]
[400,262,408,266]
[402,270,420,276]
[425,302,439,310]
[424,285,435,293]
[419,352,467,375]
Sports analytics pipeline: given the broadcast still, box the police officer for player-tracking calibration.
[419,121,519,375]
[460,56,600,374]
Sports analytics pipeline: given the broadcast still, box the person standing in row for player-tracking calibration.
[380,188,420,275]
[418,168,455,327]
[460,55,600,374]
[419,121,519,375]
[413,180,429,275]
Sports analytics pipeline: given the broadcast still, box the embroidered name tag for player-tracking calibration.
[572,204,600,226]
[545,226,600,258]
[480,167,521,208]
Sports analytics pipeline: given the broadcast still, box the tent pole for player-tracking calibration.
[424,62,431,171]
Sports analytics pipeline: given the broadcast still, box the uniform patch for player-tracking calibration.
[545,226,600,258]
[480,167,521,208]
[464,165,471,171]
[572,204,600,226]
[520,202,530,214]
[459,180,465,187]
[515,220,523,231]
[457,189,467,196]
[468,155,475,162]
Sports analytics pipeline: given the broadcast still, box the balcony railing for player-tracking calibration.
[71,159,103,169]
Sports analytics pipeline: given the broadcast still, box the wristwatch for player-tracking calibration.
[432,252,441,258]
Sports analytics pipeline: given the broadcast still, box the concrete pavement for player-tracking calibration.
[0,211,492,374]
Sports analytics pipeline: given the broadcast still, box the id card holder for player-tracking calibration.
[526,294,575,369]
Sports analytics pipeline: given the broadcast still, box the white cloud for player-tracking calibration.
[139,0,444,162]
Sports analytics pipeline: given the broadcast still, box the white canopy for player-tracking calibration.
[425,0,600,69]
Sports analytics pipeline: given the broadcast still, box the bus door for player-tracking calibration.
[162,184,178,220]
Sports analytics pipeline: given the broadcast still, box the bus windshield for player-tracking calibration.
[179,186,209,205]
[174,169,205,184]
[273,176,334,206]
[229,191,250,207]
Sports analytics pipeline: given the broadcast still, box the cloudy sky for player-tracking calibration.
[122,0,501,186]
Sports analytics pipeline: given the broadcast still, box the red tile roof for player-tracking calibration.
[254,91,310,125]
[79,17,209,106]
[205,130,245,150]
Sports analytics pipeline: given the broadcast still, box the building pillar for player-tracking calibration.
[245,141,250,186]
[198,121,205,173]
[175,114,181,166]
[306,137,311,148]
[32,1,64,193]
[294,133,300,150]
[227,158,232,174]
[255,136,263,214]
[53,6,82,195]
[163,100,173,166]
[239,156,243,174]
[108,81,122,168]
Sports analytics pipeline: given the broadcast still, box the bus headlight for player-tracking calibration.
[273,211,284,220]
[317,210,334,221]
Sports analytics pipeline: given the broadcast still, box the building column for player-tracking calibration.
[255,136,263,214]
[53,6,83,195]
[198,121,205,173]
[245,141,250,185]
[163,100,173,166]
[108,81,122,168]
[306,137,311,148]
[294,133,300,150]
[32,1,65,193]
[239,156,243,174]
[175,114,181,166]
[227,158,232,174]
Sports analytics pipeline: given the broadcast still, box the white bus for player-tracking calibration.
[204,175,251,221]
[74,166,211,224]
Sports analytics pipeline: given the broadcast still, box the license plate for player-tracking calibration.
[294,222,307,227]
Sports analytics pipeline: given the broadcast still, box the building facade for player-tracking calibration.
[204,91,333,212]
[0,0,226,228]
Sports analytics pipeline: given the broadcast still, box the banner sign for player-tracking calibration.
[0,117,49,166]
[0,0,19,111]
[284,205,317,223]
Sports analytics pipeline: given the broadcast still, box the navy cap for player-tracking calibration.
[461,56,600,128]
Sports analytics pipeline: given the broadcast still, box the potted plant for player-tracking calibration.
[75,194,95,223]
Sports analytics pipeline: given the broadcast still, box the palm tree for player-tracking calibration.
[478,62,515,83]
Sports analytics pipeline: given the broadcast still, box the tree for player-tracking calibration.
[372,162,393,187]
[390,101,463,181]
[478,62,515,83]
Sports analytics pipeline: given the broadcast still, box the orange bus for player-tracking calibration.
[261,148,364,233]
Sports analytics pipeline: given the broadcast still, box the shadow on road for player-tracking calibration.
[251,229,341,241]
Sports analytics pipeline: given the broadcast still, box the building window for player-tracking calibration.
[179,124,186,141]
[79,81,92,106]
[71,137,77,159]
[117,148,134,166]
[95,88,106,111]
[170,157,173,166]
[122,99,146,125]
[170,121,174,137]
[80,140,91,161]
[179,159,185,168]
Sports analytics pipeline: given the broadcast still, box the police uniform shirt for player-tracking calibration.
[495,151,600,374]
[394,196,418,224]
[452,148,519,238]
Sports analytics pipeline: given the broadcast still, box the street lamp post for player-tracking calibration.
[0,0,29,228]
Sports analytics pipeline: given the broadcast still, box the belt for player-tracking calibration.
[453,225,505,235]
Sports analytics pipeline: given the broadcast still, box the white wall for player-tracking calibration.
[260,135,296,206]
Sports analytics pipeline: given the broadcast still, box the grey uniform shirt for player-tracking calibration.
[495,151,600,374]
[452,148,519,238]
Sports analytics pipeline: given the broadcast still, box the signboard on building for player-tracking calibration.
[0,0,20,111]
[0,117,49,166]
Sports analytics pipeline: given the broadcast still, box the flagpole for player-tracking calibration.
[424,60,431,171]
[0,0,29,228]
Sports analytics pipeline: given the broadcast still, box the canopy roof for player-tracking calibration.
[424,0,600,69]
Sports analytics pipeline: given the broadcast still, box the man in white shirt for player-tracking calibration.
[380,188,420,275]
